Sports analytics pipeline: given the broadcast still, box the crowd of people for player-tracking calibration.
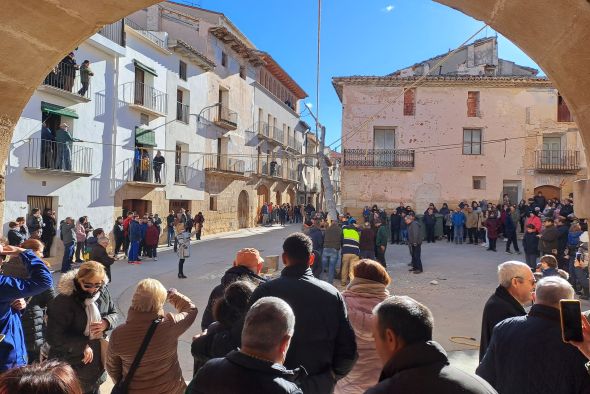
[259,202,318,226]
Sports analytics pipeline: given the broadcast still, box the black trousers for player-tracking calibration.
[425,224,435,243]
[488,238,497,251]
[505,230,520,252]
[123,234,130,256]
[178,258,185,275]
[410,244,423,271]
[390,227,400,244]
[376,246,386,267]
[468,228,478,244]
[114,237,124,255]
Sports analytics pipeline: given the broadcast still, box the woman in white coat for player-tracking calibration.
[176,223,191,279]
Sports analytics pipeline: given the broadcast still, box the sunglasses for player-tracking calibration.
[82,282,102,290]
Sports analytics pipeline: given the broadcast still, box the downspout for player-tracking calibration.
[110,55,119,197]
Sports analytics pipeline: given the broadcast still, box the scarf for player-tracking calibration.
[345,277,390,298]
[83,290,102,337]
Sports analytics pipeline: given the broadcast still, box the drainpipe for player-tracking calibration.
[110,55,119,197]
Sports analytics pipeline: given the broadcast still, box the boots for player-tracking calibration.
[178,259,187,279]
[581,287,590,300]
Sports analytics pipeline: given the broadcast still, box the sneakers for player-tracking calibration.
[506,250,513,254]
[412,270,423,274]
[155,257,158,261]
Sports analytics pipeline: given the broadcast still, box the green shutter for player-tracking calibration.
[133,59,158,77]
[135,127,156,147]
[41,102,79,119]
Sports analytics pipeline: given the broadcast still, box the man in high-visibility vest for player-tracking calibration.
[341,219,360,286]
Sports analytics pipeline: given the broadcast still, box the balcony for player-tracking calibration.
[214,105,238,130]
[23,139,93,177]
[39,63,91,103]
[97,19,125,47]
[535,150,581,173]
[255,122,285,146]
[286,137,303,154]
[125,19,168,51]
[124,157,166,188]
[176,102,189,124]
[121,81,168,117]
[343,149,415,169]
[174,164,187,185]
[204,154,251,179]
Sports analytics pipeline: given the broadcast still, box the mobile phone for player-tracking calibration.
[560,300,583,342]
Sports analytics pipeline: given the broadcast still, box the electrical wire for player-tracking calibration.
[328,23,489,150]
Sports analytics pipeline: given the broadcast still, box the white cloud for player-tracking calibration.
[382,4,394,12]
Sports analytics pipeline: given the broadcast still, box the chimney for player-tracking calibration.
[146,5,160,31]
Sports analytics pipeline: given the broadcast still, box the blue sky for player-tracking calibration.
[184,0,542,148]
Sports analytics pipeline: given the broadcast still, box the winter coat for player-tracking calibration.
[46,270,117,393]
[7,228,26,246]
[0,250,53,371]
[423,213,436,226]
[250,264,358,394]
[484,218,500,239]
[451,212,466,227]
[390,213,401,230]
[107,291,197,394]
[75,222,87,242]
[307,227,324,253]
[187,350,304,394]
[569,231,583,247]
[367,341,496,394]
[324,222,343,250]
[522,232,540,256]
[27,215,44,234]
[128,220,142,242]
[504,214,516,232]
[42,214,57,238]
[557,224,569,253]
[408,220,422,245]
[539,225,560,254]
[335,278,389,394]
[139,222,148,240]
[477,304,590,394]
[525,215,542,233]
[145,225,160,246]
[176,231,191,259]
[479,285,526,361]
[375,225,388,248]
[192,320,242,374]
[201,265,266,331]
[60,221,76,243]
[534,195,547,210]
[359,228,376,251]
[22,288,56,361]
[89,244,115,280]
[466,212,479,228]
[113,223,124,241]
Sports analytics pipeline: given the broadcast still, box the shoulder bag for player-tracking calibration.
[111,318,161,394]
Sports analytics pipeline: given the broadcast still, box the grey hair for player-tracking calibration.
[535,276,575,308]
[242,297,295,354]
[498,261,531,288]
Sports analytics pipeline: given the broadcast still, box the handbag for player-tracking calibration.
[111,318,161,394]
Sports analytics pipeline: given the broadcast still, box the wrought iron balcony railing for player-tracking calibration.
[535,150,580,173]
[125,18,167,49]
[121,81,168,115]
[214,105,238,130]
[343,149,415,169]
[24,138,93,176]
[126,156,166,185]
[42,62,91,99]
[176,102,189,123]
[175,164,188,184]
[98,19,125,46]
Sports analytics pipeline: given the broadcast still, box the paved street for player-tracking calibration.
[87,224,590,387]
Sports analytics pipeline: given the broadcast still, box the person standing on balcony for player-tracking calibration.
[140,150,150,182]
[55,123,76,171]
[40,121,55,169]
[58,52,78,92]
[153,150,165,184]
[77,60,93,97]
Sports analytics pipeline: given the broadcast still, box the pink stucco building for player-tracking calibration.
[332,37,586,214]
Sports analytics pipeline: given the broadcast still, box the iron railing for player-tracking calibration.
[25,138,93,175]
[43,62,91,99]
[98,19,125,46]
[175,164,187,184]
[204,154,249,174]
[125,18,167,49]
[343,149,415,169]
[176,102,189,123]
[202,153,301,181]
[215,105,238,128]
[127,155,166,184]
[121,81,168,114]
[535,150,580,173]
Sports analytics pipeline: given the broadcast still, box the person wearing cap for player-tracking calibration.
[341,219,361,286]
[375,219,388,267]
[200,248,266,331]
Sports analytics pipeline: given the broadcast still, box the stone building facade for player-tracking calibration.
[333,37,585,215]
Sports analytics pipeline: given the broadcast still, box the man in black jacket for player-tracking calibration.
[479,261,533,361]
[249,233,357,394]
[201,248,266,331]
[477,276,590,394]
[539,218,560,257]
[188,297,304,393]
[389,211,401,244]
[366,296,496,394]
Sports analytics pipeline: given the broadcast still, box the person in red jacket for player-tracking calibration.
[144,220,160,260]
[122,211,134,257]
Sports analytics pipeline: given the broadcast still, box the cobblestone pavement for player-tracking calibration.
[87,226,589,388]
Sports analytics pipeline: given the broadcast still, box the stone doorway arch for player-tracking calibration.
[256,184,269,223]
[534,185,561,201]
[238,190,249,228]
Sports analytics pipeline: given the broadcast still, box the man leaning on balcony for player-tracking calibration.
[55,123,81,171]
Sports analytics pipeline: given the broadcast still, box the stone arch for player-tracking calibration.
[534,185,561,201]
[256,184,269,223]
[2,0,590,223]
[237,190,249,228]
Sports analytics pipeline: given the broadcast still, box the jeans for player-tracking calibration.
[401,229,408,243]
[525,254,538,270]
[56,144,72,171]
[61,242,75,273]
[322,248,340,285]
[128,240,140,262]
[454,226,464,243]
[75,241,85,262]
[154,168,161,183]
[410,244,423,271]
[167,226,175,246]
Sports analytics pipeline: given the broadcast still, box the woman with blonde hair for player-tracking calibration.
[46,261,117,394]
[335,259,391,394]
[107,278,198,394]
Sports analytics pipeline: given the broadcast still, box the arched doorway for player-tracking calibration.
[276,191,282,206]
[238,190,249,228]
[257,184,269,223]
[534,185,561,201]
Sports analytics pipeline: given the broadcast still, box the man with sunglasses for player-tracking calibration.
[479,261,534,361]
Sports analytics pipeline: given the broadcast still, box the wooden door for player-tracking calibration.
[134,68,145,105]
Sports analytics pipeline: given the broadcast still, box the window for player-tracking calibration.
[209,196,218,211]
[221,51,227,67]
[403,88,415,116]
[373,127,395,149]
[463,129,482,155]
[140,113,149,126]
[467,91,480,117]
[179,60,187,81]
[557,93,573,122]
[473,176,486,190]
[239,65,246,80]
